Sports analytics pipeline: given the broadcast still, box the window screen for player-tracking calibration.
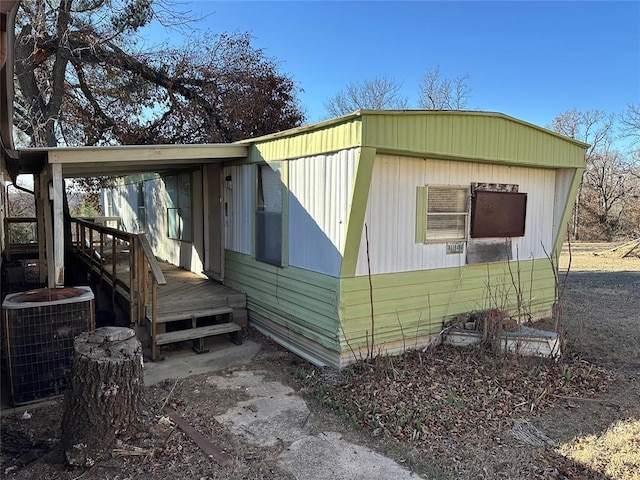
[425,186,469,242]
[416,186,470,243]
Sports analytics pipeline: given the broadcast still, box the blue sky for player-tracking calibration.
[145,1,639,129]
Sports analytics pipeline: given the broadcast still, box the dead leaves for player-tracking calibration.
[300,345,613,452]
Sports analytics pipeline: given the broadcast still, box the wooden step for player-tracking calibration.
[155,322,242,346]
[150,306,233,324]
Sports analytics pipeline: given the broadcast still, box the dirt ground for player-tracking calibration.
[1,241,639,479]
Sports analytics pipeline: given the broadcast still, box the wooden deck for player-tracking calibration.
[86,248,247,322]
[152,263,246,318]
[70,219,247,359]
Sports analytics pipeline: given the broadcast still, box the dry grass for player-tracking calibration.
[557,418,640,480]
[553,241,640,480]
[559,240,640,272]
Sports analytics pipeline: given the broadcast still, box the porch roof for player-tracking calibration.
[17,143,248,178]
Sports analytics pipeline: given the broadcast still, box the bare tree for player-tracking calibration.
[582,149,639,240]
[14,0,305,148]
[548,109,616,240]
[418,66,471,110]
[548,109,615,158]
[620,103,640,146]
[324,76,409,117]
[13,0,305,221]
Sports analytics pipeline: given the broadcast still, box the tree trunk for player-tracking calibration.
[60,327,143,467]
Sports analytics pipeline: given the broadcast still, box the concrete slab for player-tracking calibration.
[208,370,423,479]
[280,431,423,480]
[143,338,261,386]
[208,371,312,446]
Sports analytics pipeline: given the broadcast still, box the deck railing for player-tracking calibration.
[71,218,166,357]
[4,217,39,255]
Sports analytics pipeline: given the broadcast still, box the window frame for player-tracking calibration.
[165,171,192,243]
[136,182,146,233]
[254,162,284,267]
[416,185,470,244]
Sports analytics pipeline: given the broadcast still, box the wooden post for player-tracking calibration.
[52,163,64,287]
[129,238,136,326]
[80,224,86,259]
[35,173,47,285]
[138,244,145,324]
[112,234,117,308]
[43,168,55,288]
[60,327,143,467]
[99,231,104,283]
[151,279,158,361]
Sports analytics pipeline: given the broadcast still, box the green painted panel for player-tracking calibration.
[339,260,556,349]
[360,111,587,169]
[224,250,341,350]
[245,119,362,163]
[235,111,586,170]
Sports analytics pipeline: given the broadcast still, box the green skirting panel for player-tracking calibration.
[224,250,341,352]
[339,259,556,351]
[226,250,557,365]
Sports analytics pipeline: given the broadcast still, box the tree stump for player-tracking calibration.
[60,327,143,466]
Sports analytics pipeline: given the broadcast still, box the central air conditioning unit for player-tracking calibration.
[1,286,95,405]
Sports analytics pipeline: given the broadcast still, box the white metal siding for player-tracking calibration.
[355,155,556,276]
[223,164,253,255]
[288,148,358,276]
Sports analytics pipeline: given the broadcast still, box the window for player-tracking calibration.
[416,185,469,243]
[165,172,191,242]
[137,182,146,232]
[255,163,282,266]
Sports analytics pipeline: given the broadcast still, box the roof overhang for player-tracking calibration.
[20,143,248,178]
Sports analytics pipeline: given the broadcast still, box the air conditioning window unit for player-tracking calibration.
[2,286,95,406]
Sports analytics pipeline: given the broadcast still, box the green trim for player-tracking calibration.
[340,147,376,278]
[415,186,427,243]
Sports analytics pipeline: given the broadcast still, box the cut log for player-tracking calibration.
[60,327,143,467]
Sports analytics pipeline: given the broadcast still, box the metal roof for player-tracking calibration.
[244,110,589,169]
[242,110,590,150]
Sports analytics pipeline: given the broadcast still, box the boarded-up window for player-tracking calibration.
[416,186,469,243]
[471,191,527,238]
[256,163,282,266]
